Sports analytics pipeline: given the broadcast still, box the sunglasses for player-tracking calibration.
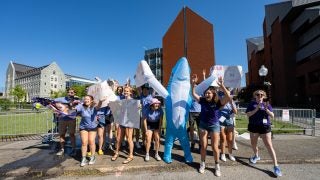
[256,93,264,96]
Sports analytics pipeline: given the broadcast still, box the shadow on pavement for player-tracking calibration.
[236,156,276,178]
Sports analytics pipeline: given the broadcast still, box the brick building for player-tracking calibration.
[162,7,215,86]
[247,0,320,108]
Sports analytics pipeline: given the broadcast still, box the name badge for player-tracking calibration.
[219,116,226,123]
[263,118,268,125]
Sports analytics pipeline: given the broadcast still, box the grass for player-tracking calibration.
[0,111,55,137]
[0,110,305,138]
[235,115,304,134]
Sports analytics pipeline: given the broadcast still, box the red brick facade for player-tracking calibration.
[247,1,320,107]
[163,7,215,86]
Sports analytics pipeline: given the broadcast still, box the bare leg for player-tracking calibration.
[261,133,278,166]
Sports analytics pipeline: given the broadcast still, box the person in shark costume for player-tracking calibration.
[134,57,193,163]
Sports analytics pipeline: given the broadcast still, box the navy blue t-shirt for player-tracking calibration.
[246,101,273,126]
[199,97,222,125]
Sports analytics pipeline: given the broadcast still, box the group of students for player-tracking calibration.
[52,76,282,177]
[53,85,164,167]
[190,75,282,177]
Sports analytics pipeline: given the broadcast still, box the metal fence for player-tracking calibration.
[236,108,316,136]
[0,110,57,140]
[0,108,317,139]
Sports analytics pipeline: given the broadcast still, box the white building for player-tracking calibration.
[5,61,95,101]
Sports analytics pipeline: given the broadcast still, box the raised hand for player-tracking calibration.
[217,77,224,87]
[191,74,198,84]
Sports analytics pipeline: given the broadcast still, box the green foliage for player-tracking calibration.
[0,98,12,111]
[50,89,67,98]
[9,85,26,103]
[71,84,91,98]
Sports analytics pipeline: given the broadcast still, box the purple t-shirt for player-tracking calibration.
[246,101,273,126]
[145,108,163,123]
[199,97,222,125]
[141,94,153,118]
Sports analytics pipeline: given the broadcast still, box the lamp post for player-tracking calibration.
[259,65,271,103]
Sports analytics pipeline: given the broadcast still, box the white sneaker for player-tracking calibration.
[56,149,64,156]
[220,154,226,162]
[88,156,96,165]
[80,157,88,167]
[155,154,162,161]
[215,163,221,177]
[145,153,150,162]
[233,142,238,150]
[228,154,236,161]
[199,161,205,174]
[135,142,141,149]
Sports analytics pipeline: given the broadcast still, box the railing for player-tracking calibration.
[0,108,317,139]
[0,110,57,142]
[236,108,316,136]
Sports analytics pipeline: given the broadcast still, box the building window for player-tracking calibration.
[54,84,57,88]
[44,82,46,85]
[53,70,56,75]
[55,77,57,82]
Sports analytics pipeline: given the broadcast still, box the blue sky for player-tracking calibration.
[0,0,280,91]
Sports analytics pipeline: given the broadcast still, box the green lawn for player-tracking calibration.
[0,110,305,138]
[0,111,55,137]
[235,115,304,134]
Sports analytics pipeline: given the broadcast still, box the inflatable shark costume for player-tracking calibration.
[134,57,193,163]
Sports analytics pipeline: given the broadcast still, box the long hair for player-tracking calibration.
[204,86,219,103]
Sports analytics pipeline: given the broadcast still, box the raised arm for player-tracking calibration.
[191,74,200,102]
[217,77,232,106]
[230,99,238,114]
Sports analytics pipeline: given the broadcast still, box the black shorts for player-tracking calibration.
[248,124,271,134]
[146,121,160,131]
[80,127,97,132]
[189,112,200,127]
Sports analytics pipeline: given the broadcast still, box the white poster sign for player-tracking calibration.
[109,99,141,129]
[208,65,242,88]
[87,81,117,107]
[282,109,290,121]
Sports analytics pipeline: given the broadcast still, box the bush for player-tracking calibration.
[0,98,12,111]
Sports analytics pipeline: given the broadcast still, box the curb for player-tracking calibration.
[2,158,320,178]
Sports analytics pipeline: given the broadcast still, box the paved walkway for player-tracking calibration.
[0,134,319,178]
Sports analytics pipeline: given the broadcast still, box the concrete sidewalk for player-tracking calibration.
[0,134,319,179]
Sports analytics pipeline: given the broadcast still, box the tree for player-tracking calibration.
[70,84,91,98]
[10,85,26,103]
[50,89,67,98]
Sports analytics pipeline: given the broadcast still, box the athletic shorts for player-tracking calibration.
[248,124,271,134]
[79,127,97,132]
[146,121,160,131]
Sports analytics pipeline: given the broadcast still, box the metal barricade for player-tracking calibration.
[236,108,316,136]
[0,110,57,141]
